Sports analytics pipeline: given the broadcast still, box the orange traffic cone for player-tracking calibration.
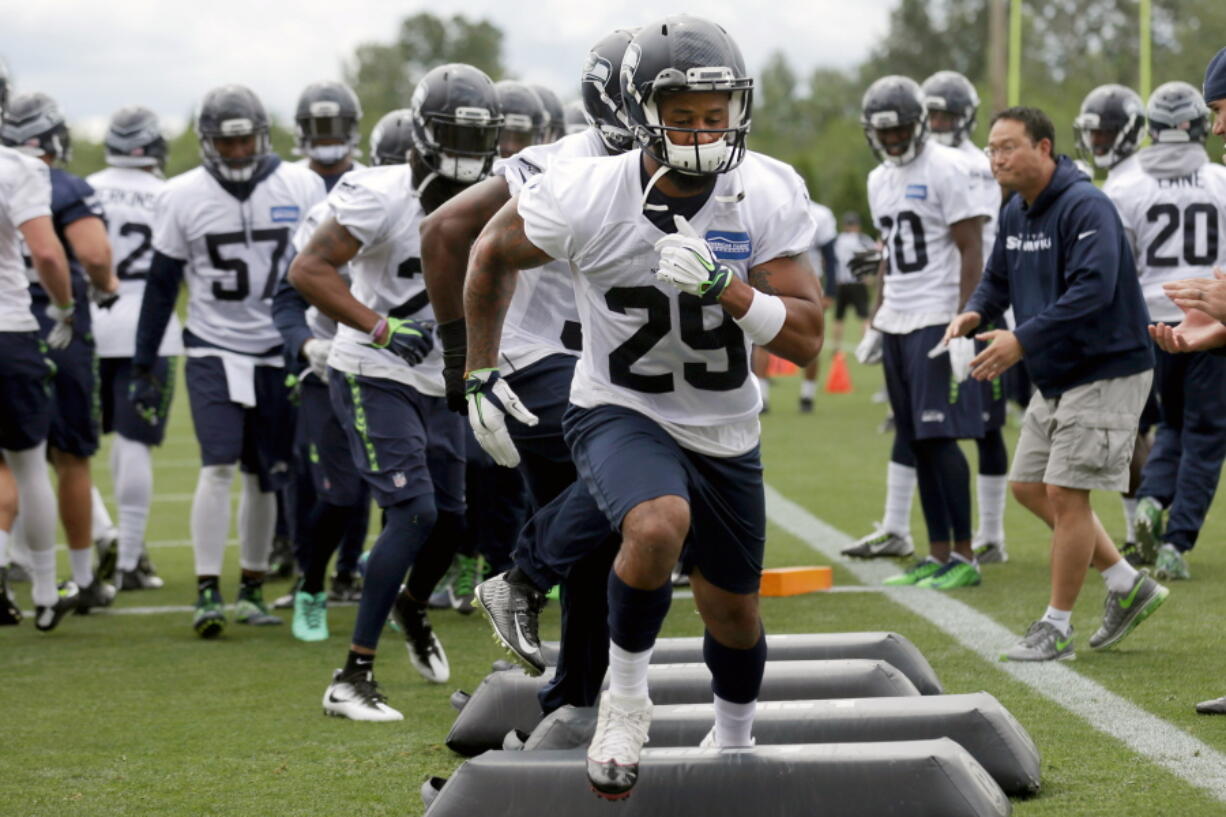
[825,350,853,394]
[765,353,798,378]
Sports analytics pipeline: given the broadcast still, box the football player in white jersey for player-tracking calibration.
[1105,82,1226,582]
[921,70,1010,562]
[133,85,325,638]
[1075,83,1157,553]
[270,80,369,597]
[463,17,823,797]
[0,143,79,629]
[854,76,993,590]
[1074,84,1146,183]
[289,63,504,720]
[422,28,635,711]
[2,92,121,612]
[87,106,179,591]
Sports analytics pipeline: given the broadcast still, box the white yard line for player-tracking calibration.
[765,483,1226,802]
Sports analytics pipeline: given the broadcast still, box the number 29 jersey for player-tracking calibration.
[518,149,816,456]
[1105,158,1226,323]
[868,142,993,333]
[324,165,443,397]
[151,161,325,355]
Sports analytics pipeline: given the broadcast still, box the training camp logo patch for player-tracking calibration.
[705,230,752,261]
[905,184,928,200]
[270,205,301,223]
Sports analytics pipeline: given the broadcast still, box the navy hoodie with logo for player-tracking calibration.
[965,156,1153,398]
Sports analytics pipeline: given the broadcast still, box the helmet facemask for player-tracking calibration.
[925,104,973,148]
[199,120,270,182]
[296,100,360,165]
[1073,112,1136,169]
[638,68,752,176]
[865,111,926,166]
[418,107,501,184]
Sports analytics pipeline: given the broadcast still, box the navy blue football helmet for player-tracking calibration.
[860,76,927,166]
[195,85,271,182]
[409,63,503,183]
[922,71,979,148]
[1147,81,1211,144]
[580,28,636,152]
[105,106,167,169]
[1073,85,1145,169]
[0,92,71,163]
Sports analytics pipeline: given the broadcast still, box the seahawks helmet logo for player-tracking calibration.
[620,44,642,102]
[582,54,612,87]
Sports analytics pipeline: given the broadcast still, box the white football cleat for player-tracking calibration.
[322,669,404,722]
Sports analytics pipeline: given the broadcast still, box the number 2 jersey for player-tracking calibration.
[518,149,816,457]
[1104,147,1226,323]
[151,159,325,356]
[868,142,994,333]
[324,165,443,397]
[87,166,183,358]
[493,127,610,369]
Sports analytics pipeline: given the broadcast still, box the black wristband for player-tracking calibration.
[437,318,467,356]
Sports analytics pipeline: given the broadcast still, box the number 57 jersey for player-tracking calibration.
[518,149,816,456]
[151,161,325,354]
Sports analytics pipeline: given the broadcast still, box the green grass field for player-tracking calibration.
[6,346,1226,817]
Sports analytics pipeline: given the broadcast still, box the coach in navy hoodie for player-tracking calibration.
[946,106,1167,664]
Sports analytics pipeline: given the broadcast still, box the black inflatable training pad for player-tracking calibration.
[523,692,1040,796]
[446,659,920,756]
[538,631,942,694]
[423,739,1011,816]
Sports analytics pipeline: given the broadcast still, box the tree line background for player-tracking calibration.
[66,1,1226,230]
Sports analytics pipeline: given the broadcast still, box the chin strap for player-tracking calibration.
[413,170,439,200]
[639,163,672,212]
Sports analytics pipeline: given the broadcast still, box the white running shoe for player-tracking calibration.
[322,669,404,721]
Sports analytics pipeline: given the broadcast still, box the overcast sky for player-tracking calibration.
[4,1,895,139]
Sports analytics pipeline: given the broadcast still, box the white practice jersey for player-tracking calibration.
[290,199,340,341]
[1106,160,1226,322]
[808,200,838,283]
[958,139,1002,254]
[519,149,816,457]
[493,127,608,370]
[325,165,443,396]
[87,166,183,357]
[833,231,877,286]
[868,142,994,333]
[153,162,324,355]
[0,146,52,332]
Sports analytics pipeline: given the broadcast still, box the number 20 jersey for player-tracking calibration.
[151,161,325,354]
[87,166,183,358]
[1105,157,1226,322]
[324,165,443,396]
[518,149,816,456]
[867,142,993,333]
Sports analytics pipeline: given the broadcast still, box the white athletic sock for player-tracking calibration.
[0,528,9,567]
[5,445,57,563]
[1122,497,1138,542]
[29,546,58,607]
[975,474,1008,543]
[756,376,771,409]
[112,435,153,572]
[800,379,817,400]
[1041,606,1072,636]
[238,473,275,573]
[882,462,916,536]
[1101,559,1139,594]
[89,484,116,542]
[949,551,978,568]
[713,695,756,747]
[608,642,653,700]
[191,464,235,576]
[69,547,94,588]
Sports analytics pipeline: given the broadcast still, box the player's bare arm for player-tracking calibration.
[464,195,552,370]
[19,214,73,306]
[62,215,118,294]
[950,216,984,308]
[720,252,823,365]
[420,175,511,323]
[287,215,378,333]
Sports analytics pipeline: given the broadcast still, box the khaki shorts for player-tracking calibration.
[1010,370,1154,492]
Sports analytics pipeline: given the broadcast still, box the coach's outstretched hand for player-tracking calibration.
[942,311,982,346]
[128,366,163,426]
[465,368,538,468]
[1163,268,1226,324]
[1150,305,1226,353]
[368,316,433,367]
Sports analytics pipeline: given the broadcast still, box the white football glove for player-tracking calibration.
[302,338,332,381]
[465,368,539,468]
[653,215,733,298]
[46,303,74,350]
[927,336,975,382]
[855,327,884,365]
